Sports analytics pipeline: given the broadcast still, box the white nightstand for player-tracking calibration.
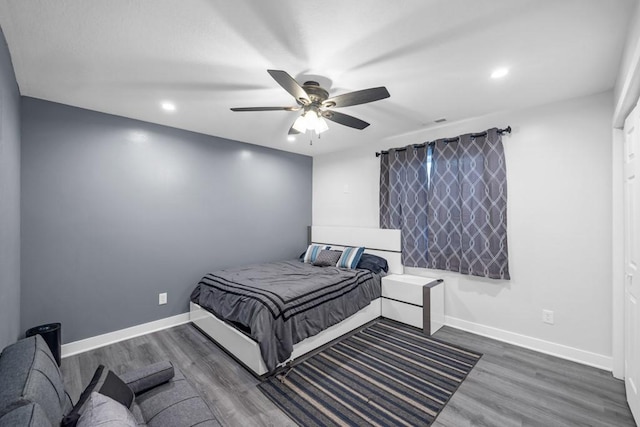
[381,274,444,335]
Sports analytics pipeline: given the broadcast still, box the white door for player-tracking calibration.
[623,103,640,423]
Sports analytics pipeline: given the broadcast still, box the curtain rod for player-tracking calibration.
[375,126,511,157]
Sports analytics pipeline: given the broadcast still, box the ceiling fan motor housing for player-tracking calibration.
[301,81,330,106]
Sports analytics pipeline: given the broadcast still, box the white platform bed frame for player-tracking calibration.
[189,226,402,377]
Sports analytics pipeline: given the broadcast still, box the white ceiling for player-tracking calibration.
[0,0,635,156]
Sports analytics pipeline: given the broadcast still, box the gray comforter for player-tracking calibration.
[190,260,381,373]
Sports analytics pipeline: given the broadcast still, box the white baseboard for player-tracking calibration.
[445,315,613,372]
[61,313,191,358]
[60,311,614,372]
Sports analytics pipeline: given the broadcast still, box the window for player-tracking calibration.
[380,128,509,280]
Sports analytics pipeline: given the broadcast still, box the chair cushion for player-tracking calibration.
[76,392,141,427]
[62,365,135,427]
[0,335,72,425]
[134,369,220,427]
[0,402,53,427]
[119,360,175,395]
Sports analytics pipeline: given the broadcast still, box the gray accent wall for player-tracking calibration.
[0,27,21,349]
[21,97,312,343]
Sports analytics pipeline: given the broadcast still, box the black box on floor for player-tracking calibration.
[26,322,61,366]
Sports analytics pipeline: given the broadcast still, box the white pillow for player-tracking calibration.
[336,246,365,269]
[303,244,331,263]
[77,392,138,427]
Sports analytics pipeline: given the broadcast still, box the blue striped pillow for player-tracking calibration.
[336,246,365,269]
[303,244,331,263]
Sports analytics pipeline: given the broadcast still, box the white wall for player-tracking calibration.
[313,91,614,368]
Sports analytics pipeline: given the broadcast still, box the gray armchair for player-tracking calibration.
[0,335,220,426]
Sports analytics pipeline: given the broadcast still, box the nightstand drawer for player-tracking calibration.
[382,274,426,305]
[382,274,440,305]
[381,274,444,335]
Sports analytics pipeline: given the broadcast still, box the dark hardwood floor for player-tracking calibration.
[61,323,636,426]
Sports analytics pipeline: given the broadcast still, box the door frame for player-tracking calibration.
[613,128,624,379]
[612,10,640,380]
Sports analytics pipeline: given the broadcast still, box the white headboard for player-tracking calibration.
[311,226,403,274]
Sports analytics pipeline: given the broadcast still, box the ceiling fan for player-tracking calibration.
[230,70,390,135]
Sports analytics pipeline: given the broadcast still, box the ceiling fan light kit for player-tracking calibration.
[231,70,390,137]
[292,108,329,134]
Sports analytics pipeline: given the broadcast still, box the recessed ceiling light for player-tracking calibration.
[287,135,296,142]
[491,67,509,79]
[161,101,176,112]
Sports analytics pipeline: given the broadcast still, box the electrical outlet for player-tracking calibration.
[159,292,167,305]
[542,309,554,324]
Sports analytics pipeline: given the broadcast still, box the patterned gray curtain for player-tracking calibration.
[379,146,428,267]
[427,128,509,279]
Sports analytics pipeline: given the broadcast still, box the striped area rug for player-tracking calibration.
[258,319,481,426]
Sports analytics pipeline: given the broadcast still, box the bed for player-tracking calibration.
[189,226,402,377]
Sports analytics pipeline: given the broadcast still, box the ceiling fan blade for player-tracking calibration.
[230,106,300,112]
[323,87,390,108]
[267,70,310,104]
[322,110,370,130]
